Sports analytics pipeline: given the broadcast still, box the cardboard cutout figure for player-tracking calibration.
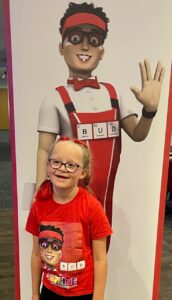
[6,0,171,299]
[36,2,164,229]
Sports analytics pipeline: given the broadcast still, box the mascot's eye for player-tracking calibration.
[40,239,49,249]
[68,32,82,44]
[90,36,99,47]
[71,34,81,43]
[52,243,59,251]
[52,241,62,251]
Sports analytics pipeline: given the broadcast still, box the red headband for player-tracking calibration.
[39,230,63,241]
[62,13,107,35]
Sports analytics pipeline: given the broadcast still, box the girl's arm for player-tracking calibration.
[36,131,56,191]
[31,235,42,300]
[92,238,107,300]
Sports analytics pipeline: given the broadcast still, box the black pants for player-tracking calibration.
[40,285,93,300]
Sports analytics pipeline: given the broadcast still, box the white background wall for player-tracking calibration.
[8,0,172,299]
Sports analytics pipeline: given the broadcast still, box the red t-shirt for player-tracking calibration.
[26,187,112,296]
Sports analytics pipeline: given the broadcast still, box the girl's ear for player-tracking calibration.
[79,169,88,180]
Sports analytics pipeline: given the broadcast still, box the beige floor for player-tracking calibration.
[0,209,14,300]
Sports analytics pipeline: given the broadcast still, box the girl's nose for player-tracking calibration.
[58,163,67,172]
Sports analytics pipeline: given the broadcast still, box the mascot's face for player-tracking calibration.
[39,238,63,268]
[59,24,105,78]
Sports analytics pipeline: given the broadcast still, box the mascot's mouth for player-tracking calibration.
[45,254,54,260]
[77,54,91,62]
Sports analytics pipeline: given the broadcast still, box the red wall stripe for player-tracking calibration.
[152,64,172,300]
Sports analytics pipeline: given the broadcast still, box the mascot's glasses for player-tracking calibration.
[67,28,105,47]
[48,159,82,173]
[39,238,63,251]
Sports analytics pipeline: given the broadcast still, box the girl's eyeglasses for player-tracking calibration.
[48,159,81,173]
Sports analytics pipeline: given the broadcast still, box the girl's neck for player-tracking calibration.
[52,186,79,204]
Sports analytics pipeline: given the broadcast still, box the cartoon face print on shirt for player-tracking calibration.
[40,221,86,290]
[59,24,105,78]
[39,224,64,268]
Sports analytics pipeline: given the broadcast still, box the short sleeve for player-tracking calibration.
[25,202,40,236]
[37,90,60,134]
[108,81,137,120]
[119,97,136,120]
[89,201,113,240]
[37,89,73,136]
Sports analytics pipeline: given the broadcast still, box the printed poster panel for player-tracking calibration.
[5,0,172,299]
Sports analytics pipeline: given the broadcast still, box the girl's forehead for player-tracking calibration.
[52,141,83,154]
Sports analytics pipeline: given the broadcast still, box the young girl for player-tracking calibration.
[26,137,112,300]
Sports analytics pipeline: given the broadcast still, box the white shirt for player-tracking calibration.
[37,83,135,136]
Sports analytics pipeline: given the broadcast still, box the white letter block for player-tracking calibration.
[77,124,93,140]
[93,122,107,139]
[77,260,85,270]
[60,262,68,271]
[107,121,119,137]
[68,262,77,271]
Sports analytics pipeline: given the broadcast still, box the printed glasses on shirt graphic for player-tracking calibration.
[39,238,63,251]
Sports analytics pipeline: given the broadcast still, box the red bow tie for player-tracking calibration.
[67,77,100,91]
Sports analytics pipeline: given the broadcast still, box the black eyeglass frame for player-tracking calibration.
[39,238,63,251]
[64,28,106,47]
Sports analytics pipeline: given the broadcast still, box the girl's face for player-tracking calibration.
[47,141,87,192]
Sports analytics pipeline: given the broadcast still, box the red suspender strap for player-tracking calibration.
[56,86,78,137]
[100,82,119,109]
[56,86,76,113]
